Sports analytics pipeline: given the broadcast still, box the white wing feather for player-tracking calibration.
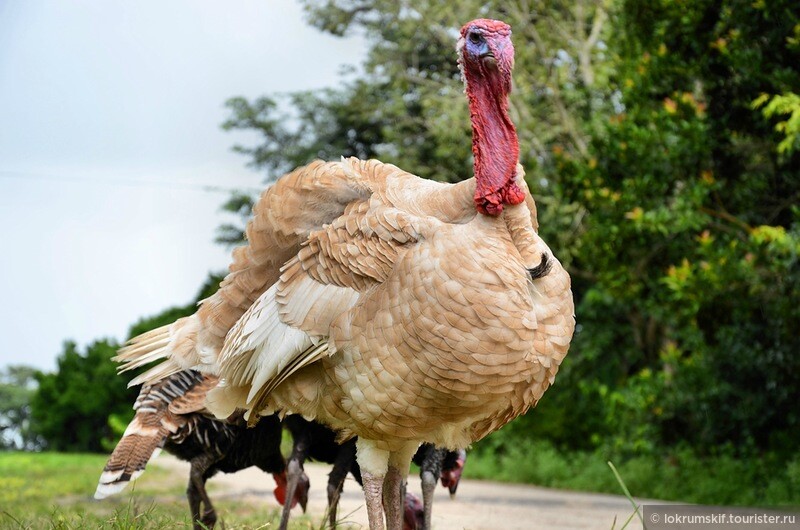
[218,284,315,395]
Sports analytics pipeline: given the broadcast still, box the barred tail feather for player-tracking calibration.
[94,416,166,499]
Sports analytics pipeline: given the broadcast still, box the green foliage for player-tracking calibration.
[543,0,800,457]
[0,366,40,451]
[753,92,800,157]
[28,341,138,453]
[223,88,387,177]
[467,439,800,506]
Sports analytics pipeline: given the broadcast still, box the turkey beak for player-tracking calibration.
[482,39,510,70]
[300,494,308,513]
[299,473,310,513]
[478,43,497,69]
[448,479,460,498]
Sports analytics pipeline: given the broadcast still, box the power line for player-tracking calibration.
[0,169,263,194]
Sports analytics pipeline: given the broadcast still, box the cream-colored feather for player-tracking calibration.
[217,284,314,392]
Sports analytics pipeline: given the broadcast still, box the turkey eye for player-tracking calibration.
[468,31,484,45]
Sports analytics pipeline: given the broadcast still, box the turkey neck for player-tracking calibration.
[466,71,523,216]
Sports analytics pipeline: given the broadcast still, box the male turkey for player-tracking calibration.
[117,18,574,530]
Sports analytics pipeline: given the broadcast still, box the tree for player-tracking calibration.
[539,0,800,454]
[0,365,40,450]
[29,340,137,452]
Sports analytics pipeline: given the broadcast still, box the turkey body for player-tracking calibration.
[166,412,286,530]
[219,161,572,451]
[123,159,572,449]
[166,411,284,478]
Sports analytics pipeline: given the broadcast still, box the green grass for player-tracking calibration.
[0,452,316,529]
[465,440,800,507]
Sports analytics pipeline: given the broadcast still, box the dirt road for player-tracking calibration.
[152,455,646,529]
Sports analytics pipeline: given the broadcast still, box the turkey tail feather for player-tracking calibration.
[114,324,172,373]
[94,417,166,499]
[95,370,207,499]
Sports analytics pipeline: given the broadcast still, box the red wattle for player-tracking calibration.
[475,180,525,216]
[464,55,520,216]
[503,180,526,205]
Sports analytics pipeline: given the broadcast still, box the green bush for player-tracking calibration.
[468,438,800,507]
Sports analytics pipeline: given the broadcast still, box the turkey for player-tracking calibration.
[116,18,574,530]
[279,415,465,530]
[279,416,360,530]
[94,370,302,530]
[412,445,467,528]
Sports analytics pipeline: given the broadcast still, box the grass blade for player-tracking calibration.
[608,461,645,530]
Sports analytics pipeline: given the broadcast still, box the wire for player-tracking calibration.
[0,169,263,194]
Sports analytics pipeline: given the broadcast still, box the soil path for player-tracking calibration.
[152,455,647,529]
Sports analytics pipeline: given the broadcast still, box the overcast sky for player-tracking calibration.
[0,1,365,371]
